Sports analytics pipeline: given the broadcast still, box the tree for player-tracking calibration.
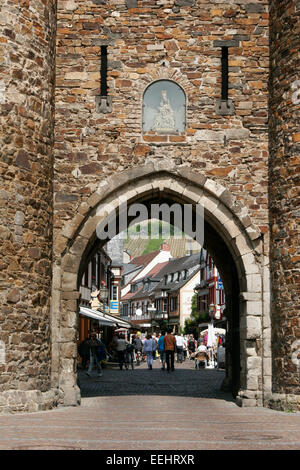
[184,293,209,339]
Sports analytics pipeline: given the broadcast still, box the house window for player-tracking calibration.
[170,297,178,311]
[112,285,118,301]
[163,298,168,312]
[123,304,128,316]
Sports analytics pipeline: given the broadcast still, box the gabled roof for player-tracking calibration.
[122,263,140,275]
[145,261,169,278]
[121,285,144,301]
[128,250,160,267]
[128,255,200,300]
[124,262,169,301]
[151,253,200,293]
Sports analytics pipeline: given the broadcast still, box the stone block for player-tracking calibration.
[204,178,226,198]
[213,40,239,48]
[240,291,261,302]
[245,373,259,391]
[178,167,207,188]
[175,0,195,6]
[210,204,232,227]
[95,95,112,114]
[225,128,250,141]
[245,300,263,316]
[240,315,262,340]
[195,130,224,142]
[246,224,261,241]
[69,236,88,258]
[245,3,265,13]
[61,271,78,291]
[199,194,218,216]
[182,185,203,203]
[245,274,262,293]
[216,99,235,116]
[61,253,81,274]
[246,356,262,371]
[223,219,241,239]
[241,252,260,274]
[234,233,253,256]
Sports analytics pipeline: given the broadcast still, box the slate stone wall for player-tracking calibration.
[269,0,300,403]
[54,0,270,257]
[0,1,57,411]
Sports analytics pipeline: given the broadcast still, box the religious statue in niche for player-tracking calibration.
[142,80,186,134]
[153,89,176,133]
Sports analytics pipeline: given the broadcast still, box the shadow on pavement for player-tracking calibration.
[77,362,234,402]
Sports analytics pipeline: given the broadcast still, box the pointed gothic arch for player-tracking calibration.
[51,164,271,408]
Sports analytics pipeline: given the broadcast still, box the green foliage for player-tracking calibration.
[142,237,164,254]
[183,293,209,338]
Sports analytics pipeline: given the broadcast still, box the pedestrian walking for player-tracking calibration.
[158,330,166,370]
[143,334,156,370]
[163,328,176,372]
[182,335,188,361]
[78,333,91,369]
[133,334,143,364]
[188,334,197,359]
[152,333,158,360]
[86,333,107,377]
[176,332,184,363]
[116,334,128,370]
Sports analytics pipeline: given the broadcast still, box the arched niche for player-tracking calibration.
[142,80,186,135]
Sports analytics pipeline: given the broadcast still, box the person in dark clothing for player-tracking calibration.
[188,334,196,359]
[86,333,107,377]
[78,334,91,369]
[163,328,176,372]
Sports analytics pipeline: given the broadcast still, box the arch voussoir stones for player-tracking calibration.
[53,166,267,409]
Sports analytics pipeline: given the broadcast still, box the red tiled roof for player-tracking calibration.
[146,261,169,278]
[129,250,160,267]
[121,286,143,301]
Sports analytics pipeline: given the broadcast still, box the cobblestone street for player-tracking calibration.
[0,359,299,451]
[77,358,230,400]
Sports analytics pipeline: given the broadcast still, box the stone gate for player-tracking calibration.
[0,0,299,413]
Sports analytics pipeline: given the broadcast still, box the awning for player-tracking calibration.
[79,306,117,326]
[103,312,132,329]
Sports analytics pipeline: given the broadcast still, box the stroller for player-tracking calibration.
[191,350,208,369]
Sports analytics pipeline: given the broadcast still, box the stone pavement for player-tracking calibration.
[0,359,300,450]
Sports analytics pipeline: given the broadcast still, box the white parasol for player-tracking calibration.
[200,327,225,336]
[207,321,217,348]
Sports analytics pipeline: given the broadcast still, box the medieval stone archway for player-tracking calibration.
[51,164,271,408]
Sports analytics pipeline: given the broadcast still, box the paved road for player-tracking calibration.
[78,357,230,399]
[0,359,300,450]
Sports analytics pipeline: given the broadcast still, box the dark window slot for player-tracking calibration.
[221,47,228,101]
[100,46,108,96]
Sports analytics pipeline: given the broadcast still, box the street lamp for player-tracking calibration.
[99,286,109,300]
[209,303,215,320]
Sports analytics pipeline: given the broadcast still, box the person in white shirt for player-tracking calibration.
[116,334,128,370]
[176,333,185,363]
[197,343,207,353]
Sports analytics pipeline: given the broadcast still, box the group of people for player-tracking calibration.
[78,332,108,378]
[78,329,225,377]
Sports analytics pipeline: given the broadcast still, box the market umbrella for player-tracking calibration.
[200,327,225,336]
[207,321,216,348]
